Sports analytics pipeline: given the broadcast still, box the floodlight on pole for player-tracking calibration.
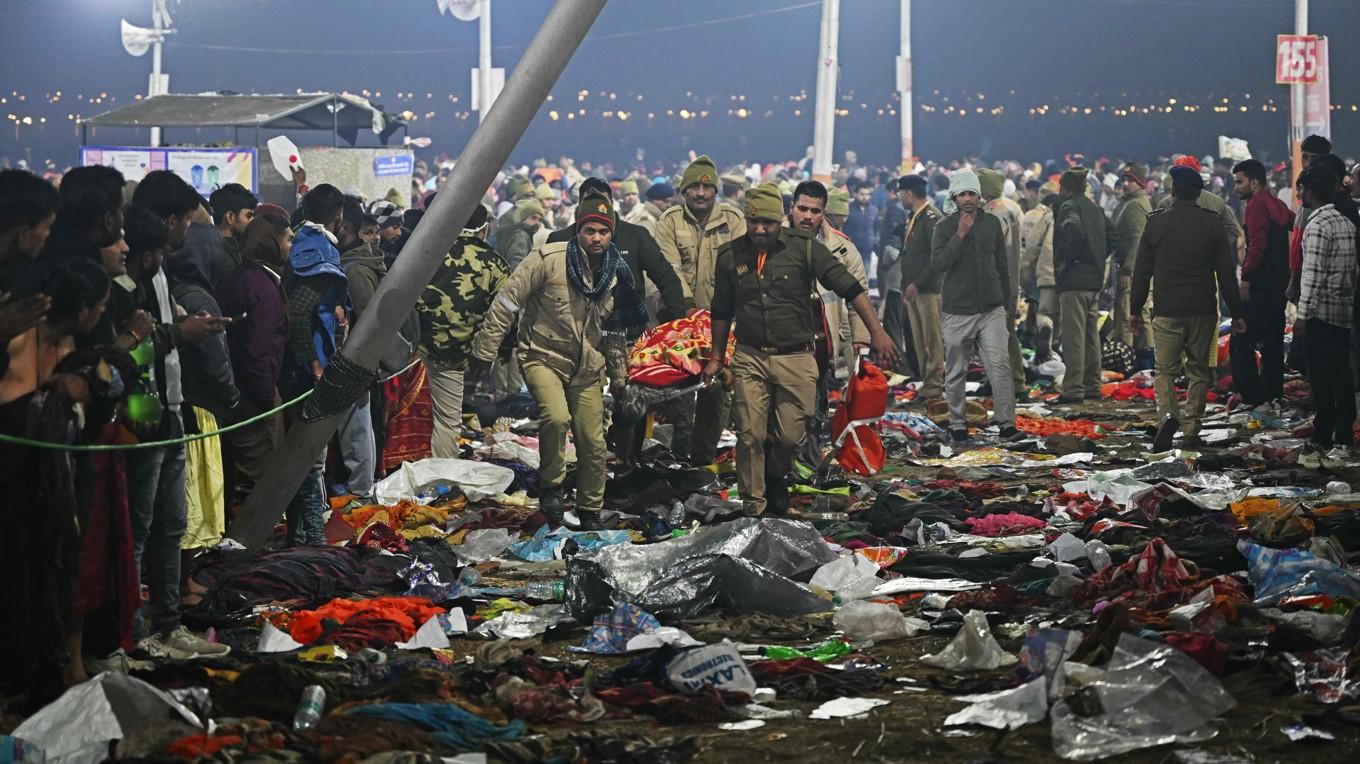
[120,0,173,147]
[439,0,501,123]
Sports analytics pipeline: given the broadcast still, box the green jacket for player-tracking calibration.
[1114,191,1152,276]
[495,219,536,272]
[920,210,1010,315]
[1054,193,1113,293]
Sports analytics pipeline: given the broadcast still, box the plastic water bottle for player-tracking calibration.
[293,685,326,730]
[1085,540,1113,571]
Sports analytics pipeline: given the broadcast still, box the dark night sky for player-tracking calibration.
[2,0,1356,169]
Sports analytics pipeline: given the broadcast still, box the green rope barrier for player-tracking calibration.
[0,390,313,451]
[0,355,424,452]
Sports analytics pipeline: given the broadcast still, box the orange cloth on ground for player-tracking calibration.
[284,596,446,646]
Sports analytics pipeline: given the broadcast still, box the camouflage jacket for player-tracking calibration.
[417,236,509,368]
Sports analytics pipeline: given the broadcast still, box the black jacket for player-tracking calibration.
[1054,193,1115,293]
[547,219,693,322]
[166,222,240,419]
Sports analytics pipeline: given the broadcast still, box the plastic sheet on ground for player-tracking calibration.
[833,600,928,642]
[872,576,984,596]
[453,528,518,563]
[473,604,572,639]
[373,458,516,504]
[808,697,890,719]
[1050,633,1236,760]
[809,554,882,600]
[508,524,632,562]
[945,678,1048,730]
[1239,540,1360,605]
[565,517,836,618]
[921,610,1018,670]
[475,432,542,470]
[14,673,202,764]
[1283,648,1359,703]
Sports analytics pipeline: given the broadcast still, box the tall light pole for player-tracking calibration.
[479,0,493,123]
[811,0,841,183]
[1290,0,1308,184]
[897,0,913,172]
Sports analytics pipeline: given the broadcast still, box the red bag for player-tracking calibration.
[832,358,888,476]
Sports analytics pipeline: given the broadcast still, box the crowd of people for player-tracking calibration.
[0,132,1357,714]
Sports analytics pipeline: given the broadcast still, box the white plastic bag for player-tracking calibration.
[834,600,927,643]
[921,610,1018,670]
[810,555,881,600]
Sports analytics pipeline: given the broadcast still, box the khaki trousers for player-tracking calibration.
[1059,290,1101,399]
[731,347,818,515]
[1036,286,1060,336]
[423,358,465,459]
[1151,315,1216,437]
[905,293,945,399]
[522,362,608,511]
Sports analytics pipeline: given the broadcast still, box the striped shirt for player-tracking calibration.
[1299,205,1359,328]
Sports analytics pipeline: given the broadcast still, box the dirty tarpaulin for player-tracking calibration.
[565,517,837,619]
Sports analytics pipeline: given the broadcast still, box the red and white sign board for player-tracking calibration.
[1276,34,1321,85]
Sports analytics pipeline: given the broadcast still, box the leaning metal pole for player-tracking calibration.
[229,0,609,549]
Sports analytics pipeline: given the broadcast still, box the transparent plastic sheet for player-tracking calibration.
[452,528,518,563]
[833,600,928,643]
[920,610,1018,671]
[1239,540,1360,605]
[1050,634,1236,760]
[508,525,632,563]
[565,517,837,619]
[1283,648,1359,703]
[372,458,516,504]
[13,673,202,764]
[473,604,573,639]
[945,678,1048,730]
[618,381,704,421]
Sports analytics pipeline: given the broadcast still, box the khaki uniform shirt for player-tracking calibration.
[1020,205,1055,289]
[656,202,747,308]
[711,229,865,351]
[817,222,870,346]
[471,241,614,386]
[1114,191,1153,276]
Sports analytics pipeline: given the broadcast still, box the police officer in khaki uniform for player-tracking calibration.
[705,184,898,515]
[656,155,747,464]
[470,194,636,531]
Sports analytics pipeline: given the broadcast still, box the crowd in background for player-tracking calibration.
[0,134,1357,713]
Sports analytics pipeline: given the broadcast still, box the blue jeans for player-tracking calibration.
[126,412,188,637]
[336,393,375,498]
[287,448,328,546]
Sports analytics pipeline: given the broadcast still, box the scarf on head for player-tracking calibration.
[565,237,649,340]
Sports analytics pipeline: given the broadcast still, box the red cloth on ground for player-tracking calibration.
[382,361,433,473]
[72,423,139,652]
[964,512,1047,536]
[1164,632,1229,675]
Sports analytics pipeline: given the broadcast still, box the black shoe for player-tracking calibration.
[1035,324,1052,363]
[1152,416,1178,452]
[539,487,565,523]
[765,477,790,516]
[571,511,608,531]
[998,425,1023,441]
[1056,394,1083,405]
[950,429,970,443]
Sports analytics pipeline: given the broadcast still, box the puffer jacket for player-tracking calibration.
[471,241,615,386]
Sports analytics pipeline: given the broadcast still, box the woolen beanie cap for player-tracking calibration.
[1172,155,1202,173]
[947,169,982,200]
[645,182,675,201]
[976,168,1005,200]
[681,155,719,191]
[826,187,851,217]
[618,178,639,195]
[576,193,616,231]
[533,183,556,201]
[1120,162,1148,186]
[743,182,785,221]
[1059,166,1090,194]
[512,198,544,224]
